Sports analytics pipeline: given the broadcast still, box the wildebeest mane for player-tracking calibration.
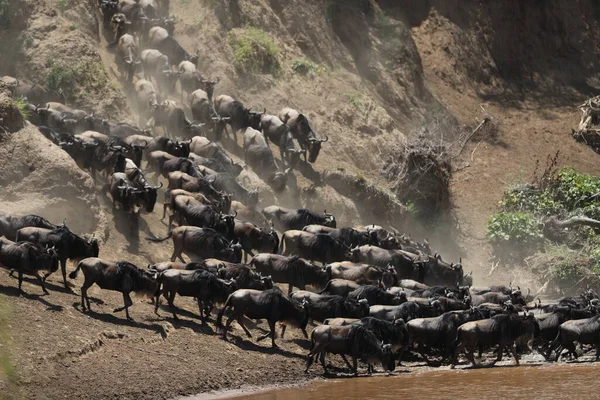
[115,261,155,294]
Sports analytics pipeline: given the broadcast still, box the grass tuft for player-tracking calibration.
[229,28,282,77]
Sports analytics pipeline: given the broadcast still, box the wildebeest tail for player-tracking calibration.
[145,230,174,243]
[216,292,234,329]
[278,232,285,254]
[316,280,332,294]
[69,260,84,279]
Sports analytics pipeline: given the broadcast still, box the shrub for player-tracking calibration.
[487,212,543,246]
[46,61,109,101]
[498,186,560,216]
[291,60,325,76]
[46,64,76,95]
[229,28,281,76]
[344,92,363,109]
[14,97,30,121]
[550,167,600,210]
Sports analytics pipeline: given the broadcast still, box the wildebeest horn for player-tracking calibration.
[320,135,329,142]
[151,182,163,189]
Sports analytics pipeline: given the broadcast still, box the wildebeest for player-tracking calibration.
[154,268,236,321]
[535,307,594,345]
[303,225,375,248]
[347,285,405,306]
[202,169,258,208]
[69,258,157,320]
[279,108,328,163]
[327,262,398,288]
[140,49,179,94]
[467,288,528,307]
[231,201,268,226]
[357,316,409,355]
[189,136,245,178]
[212,260,273,290]
[260,114,305,168]
[213,95,263,141]
[0,215,59,241]
[452,313,540,368]
[109,122,152,138]
[116,34,141,83]
[317,279,361,297]
[168,201,236,240]
[99,0,119,28]
[134,79,159,127]
[155,100,204,138]
[546,315,600,361]
[290,291,369,322]
[243,128,291,192]
[147,26,198,66]
[108,172,144,233]
[233,221,279,262]
[423,253,465,287]
[262,206,336,232]
[279,230,352,264]
[179,61,218,102]
[369,303,422,322]
[250,253,330,294]
[0,237,59,295]
[406,308,485,363]
[144,136,191,158]
[352,245,425,280]
[305,324,395,375]
[16,226,99,288]
[124,159,162,212]
[165,171,225,204]
[146,226,242,263]
[216,288,309,347]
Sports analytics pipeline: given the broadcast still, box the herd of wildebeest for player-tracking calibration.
[3,0,600,378]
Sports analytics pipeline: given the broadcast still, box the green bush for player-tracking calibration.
[344,92,363,109]
[551,261,585,285]
[46,61,109,101]
[14,97,31,121]
[46,64,76,95]
[499,186,559,216]
[229,28,281,76]
[291,59,319,76]
[487,212,543,245]
[551,167,600,210]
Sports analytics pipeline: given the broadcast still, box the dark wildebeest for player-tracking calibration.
[347,285,405,306]
[16,226,99,289]
[546,315,600,361]
[168,201,236,240]
[352,245,425,280]
[99,0,119,28]
[140,49,180,94]
[406,308,485,363]
[213,95,263,142]
[327,261,398,288]
[250,254,330,295]
[260,114,305,168]
[69,258,157,320]
[146,226,242,263]
[262,206,336,232]
[290,291,369,323]
[231,201,269,227]
[147,26,198,66]
[154,268,236,322]
[117,0,148,38]
[213,260,273,290]
[108,172,144,234]
[243,127,291,192]
[279,107,328,163]
[124,159,163,212]
[0,215,59,241]
[0,237,59,295]
[369,302,423,322]
[467,288,528,307]
[189,136,245,178]
[305,324,395,375]
[535,307,594,346]
[452,313,540,368]
[109,12,132,45]
[165,171,226,206]
[233,221,279,262]
[144,136,191,159]
[317,279,361,297]
[357,317,409,356]
[279,230,353,264]
[216,288,309,348]
[201,168,258,208]
[303,225,375,248]
[423,253,465,287]
[155,100,204,138]
[109,122,152,139]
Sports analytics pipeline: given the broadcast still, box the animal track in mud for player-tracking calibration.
[48,331,127,361]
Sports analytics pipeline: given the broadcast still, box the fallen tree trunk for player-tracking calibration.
[544,216,600,230]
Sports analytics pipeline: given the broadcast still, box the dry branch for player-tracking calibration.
[544,216,600,230]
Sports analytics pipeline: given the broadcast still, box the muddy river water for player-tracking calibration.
[191,363,600,400]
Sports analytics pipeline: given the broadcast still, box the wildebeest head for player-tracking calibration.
[322,210,336,228]
[201,77,220,101]
[141,181,163,212]
[306,136,328,163]
[246,107,265,130]
[380,343,396,372]
[160,69,182,93]
[269,167,292,192]
[188,50,200,65]
[84,234,100,257]
[83,112,110,133]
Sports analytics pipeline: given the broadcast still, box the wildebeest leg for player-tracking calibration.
[235,315,253,338]
[35,272,50,295]
[352,356,359,376]
[197,298,207,324]
[340,355,353,371]
[114,292,134,320]
[280,324,287,339]
[17,270,24,296]
[320,352,328,374]
[288,284,293,295]
[81,278,93,311]
[465,344,477,367]
[509,344,520,365]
